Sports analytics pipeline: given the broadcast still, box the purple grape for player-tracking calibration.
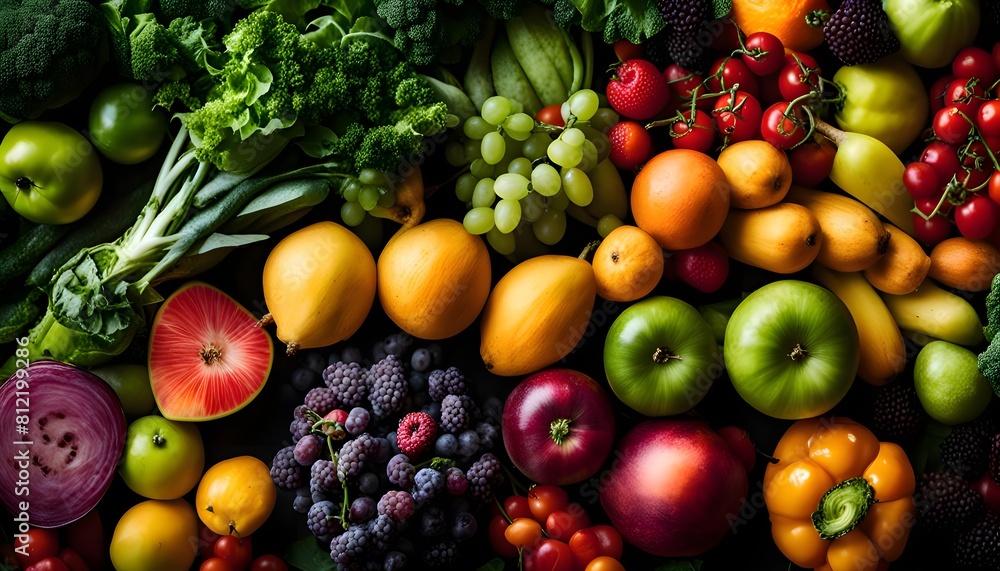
[451,512,477,541]
[350,495,377,523]
[359,472,380,495]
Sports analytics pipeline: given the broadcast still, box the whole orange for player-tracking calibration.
[630,149,731,251]
[731,0,831,53]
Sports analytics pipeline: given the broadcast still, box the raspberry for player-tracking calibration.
[270,445,304,490]
[377,490,416,521]
[397,412,437,458]
[304,387,337,417]
[324,360,371,407]
[369,355,408,417]
[427,367,466,401]
[439,394,472,434]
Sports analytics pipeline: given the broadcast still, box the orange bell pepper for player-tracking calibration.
[763,417,916,571]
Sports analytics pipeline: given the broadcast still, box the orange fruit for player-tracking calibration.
[716,140,792,209]
[731,0,831,52]
[592,225,665,302]
[631,149,731,251]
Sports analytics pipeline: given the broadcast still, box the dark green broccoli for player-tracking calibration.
[977,272,1000,396]
[159,0,230,21]
[0,0,108,122]
[129,15,185,82]
[478,0,530,21]
[375,0,497,66]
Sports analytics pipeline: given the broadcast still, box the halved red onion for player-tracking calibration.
[0,360,126,528]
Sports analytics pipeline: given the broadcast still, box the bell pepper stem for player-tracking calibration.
[812,476,876,540]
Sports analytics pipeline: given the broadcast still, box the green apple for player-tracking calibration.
[604,296,721,416]
[724,280,859,420]
[91,364,156,419]
[119,416,205,500]
[914,340,993,425]
[883,0,980,69]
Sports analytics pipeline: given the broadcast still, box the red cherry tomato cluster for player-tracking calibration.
[904,44,1000,246]
[198,530,288,571]
[487,485,625,571]
[11,512,104,571]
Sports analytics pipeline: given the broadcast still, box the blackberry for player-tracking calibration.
[641,31,673,69]
[330,523,372,566]
[338,433,377,481]
[466,453,503,503]
[657,0,710,35]
[290,415,314,443]
[914,470,984,532]
[440,394,472,434]
[445,467,468,495]
[871,380,924,443]
[954,513,1000,569]
[387,454,416,489]
[422,540,459,567]
[324,361,371,407]
[346,406,371,435]
[941,419,992,478]
[294,434,323,466]
[420,504,446,537]
[311,459,339,494]
[822,0,900,66]
[412,468,445,506]
[304,387,337,417]
[991,432,1000,483]
[307,500,339,542]
[665,31,708,74]
[270,445,304,490]
[350,495,377,523]
[378,490,416,521]
[368,513,399,554]
[428,367,466,401]
[369,355,409,417]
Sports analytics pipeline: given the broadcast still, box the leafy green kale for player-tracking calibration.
[978,272,1000,396]
[0,0,109,122]
[556,0,667,45]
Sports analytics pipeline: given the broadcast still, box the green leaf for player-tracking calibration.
[286,535,337,571]
[193,233,270,255]
[476,558,507,571]
[296,125,340,158]
[304,15,347,48]
[655,560,703,571]
[711,0,732,20]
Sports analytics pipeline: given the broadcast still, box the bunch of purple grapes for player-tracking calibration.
[270,333,504,569]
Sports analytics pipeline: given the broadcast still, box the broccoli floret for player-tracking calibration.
[477,0,529,20]
[159,0,230,21]
[977,273,1000,396]
[130,15,185,82]
[552,0,582,29]
[375,0,486,66]
[357,101,450,173]
[0,0,108,122]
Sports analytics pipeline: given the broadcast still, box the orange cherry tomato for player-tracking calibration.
[505,517,544,550]
[586,556,626,571]
[528,485,569,522]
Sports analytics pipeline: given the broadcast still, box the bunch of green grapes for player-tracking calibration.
[446,89,618,254]
[339,169,396,227]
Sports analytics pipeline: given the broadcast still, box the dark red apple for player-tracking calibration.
[502,369,615,485]
[599,419,749,557]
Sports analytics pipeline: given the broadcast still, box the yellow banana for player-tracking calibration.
[880,278,984,347]
[812,265,906,386]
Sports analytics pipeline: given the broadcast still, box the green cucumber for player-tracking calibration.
[505,16,568,106]
[464,18,497,110]
[0,288,43,345]
[491,31,543,116]
[0,222,73,289]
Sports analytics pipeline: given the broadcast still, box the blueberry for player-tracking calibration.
[457,430,481,461]
[434,433,458,457]
[410,348,433,372]
[341,346,365,365]
[302,351,328,374]
[451,512,477,541]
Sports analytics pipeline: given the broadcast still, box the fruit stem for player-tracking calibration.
[811,477,876,540]
[255,313,274,328]
[152,433,166,446]
[286,341,300,357]
[652,346,683,363]
[787,343,809,361]
[813,119,846,147]
[549,418,571,446]
[578,240,601,261]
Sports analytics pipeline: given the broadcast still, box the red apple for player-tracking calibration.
[599,419,749,557]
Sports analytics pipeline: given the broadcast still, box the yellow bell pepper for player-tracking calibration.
[763,417,916,571]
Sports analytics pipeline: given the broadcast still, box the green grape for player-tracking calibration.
[560,101,571,123]
[593,132,611,163]
[463,207,495,235]
[547,139,582,168]
[342,178,362,202]
[464,138,483,162]
[472,177,497,208]
[471,158,494,179]
[486,226,516,255]
[505,112,534,134]
[505,128,531,142]
[463,115,494,139]
[532,208,567,245]
[481,131,506,165]
[494,173,530,201]
[578,138,598,173]
[530,163,561,196]
[358,168,386,186]
[568,89,599,122]
[590,108,620,133]
[359,185,380,211]
[522,132,553,161]
[455,173,477,203]
[597,214,624,238]
[377,187,395,208]
[521,192,545,222]
[508,157,532,178]
[340,201,366,227]
[494,198,522,234]
[445,140,468,167]
[549,189,570,210]
[561,127,586,148]
[482,96,512,126]
[561,167,594,206]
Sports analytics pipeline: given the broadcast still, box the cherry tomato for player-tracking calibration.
[537,104,565,127]
[757,71,784,106]
[527,485,570,522]
[607,120,653,170]
[955,193,999,239]
[788,134,835,187]
[943,78,985,116]
[921,141,962,184]
[989,170,1000,205]
[742,32,785,76]
[585,556,626,571]
[761,102,810,150]
[958,140,995,189]
[912,212,953,247]
[56,549,89,571]
[706,57,759,98]
[25,557,69,571]
[933,106,974,144]
[545,504,592,542]
[669,108,716,153]
[214,535,253,571]
[199,523,222,561]
[784,50,818,71]
[488,515,519,558]
[528,539,578,571]
[664,64,705,106]
[903,161,944,201]
[713,90,762,143]
[952,46,998,84]
[929,74,956,114]
[14,528,59,568]
[504,495,534,521]
[777,61,820,101]
[505,517,544,550]
[568,525,624,568]
[613,39,643,62]
[915,197,952,217]
[250,555,289,571]
[201,557,237,571]
[979,100,1000,138]
[66,510,104,570]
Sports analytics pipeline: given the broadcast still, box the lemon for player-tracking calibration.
[913,340,993,425]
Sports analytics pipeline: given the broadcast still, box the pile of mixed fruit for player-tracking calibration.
[3,0,1000,569]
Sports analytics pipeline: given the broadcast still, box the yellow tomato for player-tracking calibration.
[109,499,199,571]
[196,456,276,537]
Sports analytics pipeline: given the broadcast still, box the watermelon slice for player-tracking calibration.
[149,282,273,421]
